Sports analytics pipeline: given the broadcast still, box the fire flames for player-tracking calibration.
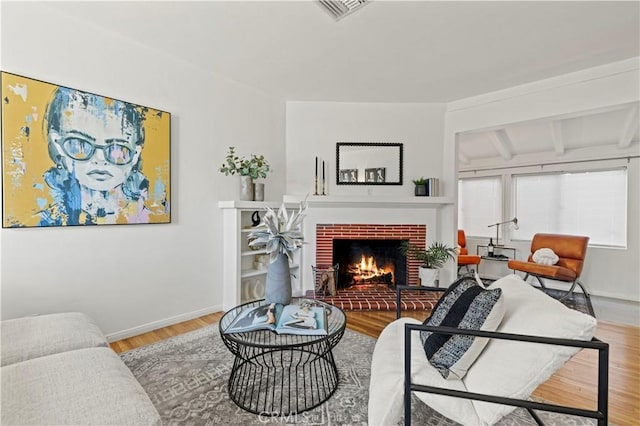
[347,254,395,284]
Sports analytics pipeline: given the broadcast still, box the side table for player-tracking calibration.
[219,298,346,416]
[476,245,517,279]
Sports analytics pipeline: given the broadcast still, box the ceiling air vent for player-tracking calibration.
[318,0,369,21]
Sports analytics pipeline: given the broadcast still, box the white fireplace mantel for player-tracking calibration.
[283,195,453,208]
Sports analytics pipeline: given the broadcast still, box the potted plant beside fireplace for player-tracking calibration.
[400,241,456,286]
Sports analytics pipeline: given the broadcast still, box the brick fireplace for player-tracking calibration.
[316,224,426,287]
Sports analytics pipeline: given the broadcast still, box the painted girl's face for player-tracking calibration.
[49,101,141,192]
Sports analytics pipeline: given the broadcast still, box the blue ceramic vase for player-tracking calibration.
[265,253,292,305]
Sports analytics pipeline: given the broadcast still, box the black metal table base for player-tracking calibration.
[228,340,339,416]
[220,299,346,417]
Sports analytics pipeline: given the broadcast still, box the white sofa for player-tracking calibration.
[1,312,161,425]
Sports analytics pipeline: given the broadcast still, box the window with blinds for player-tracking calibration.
[512,169,627,247]
[458,176,503,238]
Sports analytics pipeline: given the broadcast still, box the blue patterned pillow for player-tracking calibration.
[421,277,504,380]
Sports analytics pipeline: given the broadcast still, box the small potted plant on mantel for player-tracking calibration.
[219,146,271,201]
[400,241,456,286]
[412,177,427,196]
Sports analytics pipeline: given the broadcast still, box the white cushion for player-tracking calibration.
[368,318,480,426]
[532,248,559,265]
[1,312,108,366]
[464,274,597,425]
[1,347,161,426]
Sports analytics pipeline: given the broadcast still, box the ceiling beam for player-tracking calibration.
[618,105,639,148]
[458,103,636,136]
[550,120,565,155]
[488,129,513,161]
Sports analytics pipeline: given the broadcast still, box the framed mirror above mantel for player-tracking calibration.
[336,142,403,185]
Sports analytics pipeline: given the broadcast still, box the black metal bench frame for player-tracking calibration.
[395,284,609,426]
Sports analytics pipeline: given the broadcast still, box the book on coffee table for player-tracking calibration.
[224,303,327,336]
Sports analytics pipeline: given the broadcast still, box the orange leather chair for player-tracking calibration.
[457,230,481,276]
[508,233,590,301]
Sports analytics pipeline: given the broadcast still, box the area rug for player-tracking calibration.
[539,287,595,317]
[121,325,595,425]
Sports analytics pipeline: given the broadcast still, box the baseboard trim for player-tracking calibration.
[105,305,223,342]
[514,277,639,302]
[590,296,640,327]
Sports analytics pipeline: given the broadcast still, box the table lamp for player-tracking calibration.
[487,217,518,247]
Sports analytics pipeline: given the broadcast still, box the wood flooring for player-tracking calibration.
[111,310,639,425]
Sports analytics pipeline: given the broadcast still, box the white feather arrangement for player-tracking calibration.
[248,199,307,263]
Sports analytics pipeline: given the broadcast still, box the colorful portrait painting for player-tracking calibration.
[1,72,171,228]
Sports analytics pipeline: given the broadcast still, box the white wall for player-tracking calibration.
[0,2,286,338]
[445,59,640,317]
[285,102,446,198]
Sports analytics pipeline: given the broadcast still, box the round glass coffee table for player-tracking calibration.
[219,298,346,416]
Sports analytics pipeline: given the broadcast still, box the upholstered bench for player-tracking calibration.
[1,312,161,425]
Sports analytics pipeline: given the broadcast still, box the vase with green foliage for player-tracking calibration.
[400,241,456,286]
[219,146,271,200]
[248,200,307,304]
[412,177,427,196]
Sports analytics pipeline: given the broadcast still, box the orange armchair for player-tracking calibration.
[457,229,481,276]
[507,233,590,301]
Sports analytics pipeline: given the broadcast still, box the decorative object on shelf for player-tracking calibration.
[314,156,327,196]
[314,156,319,195]
[251,211,261,226]
[242,280,251,302]
[322,160,326,195]
[427,177,440,196]
[254,182,265,201]
[239,176,253,201]
[412,177,427,196]
[339,168,358,183]
[487,217,518,246]
[219,146,271,201]
[253,279,264,299]
[248,199,308,304]
[254,254,269,270]
[365,167,386,183]
[400,241,456,286]
[1,72,171,228]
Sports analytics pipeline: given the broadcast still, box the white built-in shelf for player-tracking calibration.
[283,195,454,208]
[219,201,304,309]
[241,268,268,278]
[241,264,299,278]
[218,200,298,209]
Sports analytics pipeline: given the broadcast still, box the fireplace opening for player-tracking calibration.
[333,239,407,289]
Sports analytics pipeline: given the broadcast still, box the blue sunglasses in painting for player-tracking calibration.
[59,135,136,165]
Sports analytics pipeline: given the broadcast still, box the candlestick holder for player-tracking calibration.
[322,179,326,196]
[314,177,319,196]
